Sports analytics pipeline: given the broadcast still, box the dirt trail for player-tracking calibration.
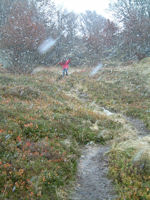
[71,145,117,200]
[66,84,118,200]
[126,117,149,137]
[66,75,149,200]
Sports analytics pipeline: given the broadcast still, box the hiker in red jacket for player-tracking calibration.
[59,59,71,77]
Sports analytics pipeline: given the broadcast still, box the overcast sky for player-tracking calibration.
[54,0,114,19]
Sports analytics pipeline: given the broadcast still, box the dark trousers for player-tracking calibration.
[63,68,68,76]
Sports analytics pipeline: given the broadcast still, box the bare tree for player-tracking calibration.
[0,0,47,72]
[110,0,150,60]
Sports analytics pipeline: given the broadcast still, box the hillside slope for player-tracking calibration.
[0,60,150,199]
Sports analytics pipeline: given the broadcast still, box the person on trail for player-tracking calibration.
[59,58,71,77]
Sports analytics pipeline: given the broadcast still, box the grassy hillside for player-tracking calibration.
[0,60,150,199]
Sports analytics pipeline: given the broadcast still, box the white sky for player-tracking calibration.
[54,0,113,19]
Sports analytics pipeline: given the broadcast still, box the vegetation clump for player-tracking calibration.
[1,86,41,100]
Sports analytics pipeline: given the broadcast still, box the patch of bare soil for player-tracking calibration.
[70,144,117,200]
[126,117,149,137]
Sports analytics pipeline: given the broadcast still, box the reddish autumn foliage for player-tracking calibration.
[1,2,46,52]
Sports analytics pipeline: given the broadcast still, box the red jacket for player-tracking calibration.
[59,59,70,69]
